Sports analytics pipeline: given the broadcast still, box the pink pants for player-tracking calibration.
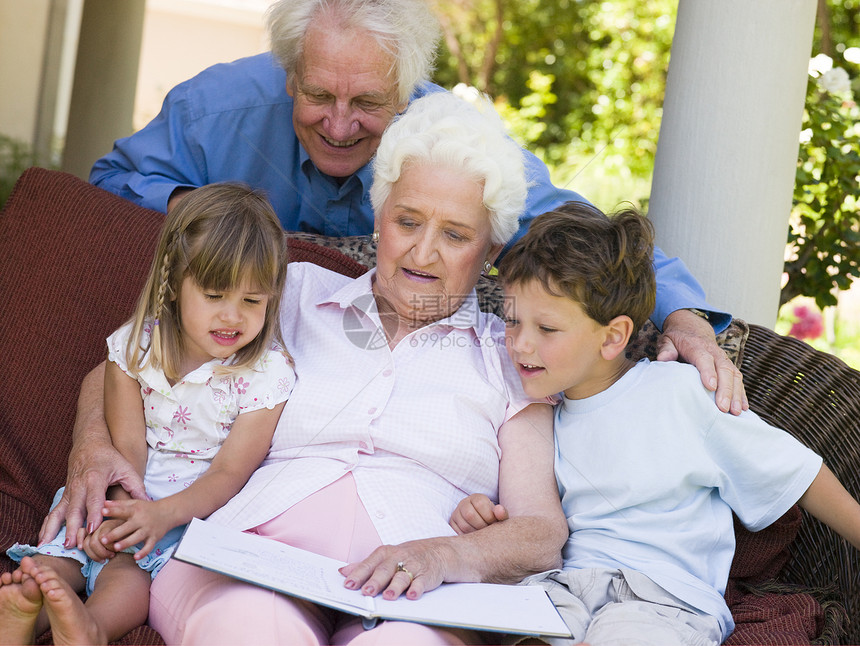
[149,475,481,645]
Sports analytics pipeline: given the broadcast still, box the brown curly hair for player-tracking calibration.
[499,201,656,338]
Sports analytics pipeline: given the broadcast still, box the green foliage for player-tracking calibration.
[783,63,860,310]
[0,134,38,209]
[431,0,675,209]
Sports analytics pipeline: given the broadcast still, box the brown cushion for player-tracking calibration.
[0,168,166,566]
[286,237,369,278]
[730,507,801,582]
[724,507,826,644]
[0,169,371,572]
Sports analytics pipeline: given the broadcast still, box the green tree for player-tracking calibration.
[430,0,675,207]
[783,64,860,309]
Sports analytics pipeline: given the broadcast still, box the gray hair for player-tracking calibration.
[370,91,528,246]
[266,0,441,105]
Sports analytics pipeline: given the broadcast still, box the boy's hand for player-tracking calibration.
[81,518,123,562]
[449,494,509,535]
[102,499,173,560]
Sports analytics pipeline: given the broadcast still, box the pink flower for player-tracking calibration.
[236,377,249,394]
[172,406,191,425]
[788,305,824,341]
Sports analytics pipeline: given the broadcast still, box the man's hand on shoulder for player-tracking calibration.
[657,308,748,415]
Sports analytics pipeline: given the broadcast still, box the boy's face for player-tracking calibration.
[503,280,609,400]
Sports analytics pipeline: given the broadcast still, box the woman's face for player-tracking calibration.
[373,163,502,328]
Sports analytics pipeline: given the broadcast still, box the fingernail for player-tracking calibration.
[363,585,374,595]
[709,378,718,390]
[344,579,356,589]
[87,522,95,534]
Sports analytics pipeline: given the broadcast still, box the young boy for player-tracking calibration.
[451,202,860,645]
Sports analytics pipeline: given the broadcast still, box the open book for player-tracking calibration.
[174,518,571,638]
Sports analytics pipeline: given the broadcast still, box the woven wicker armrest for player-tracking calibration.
[739,323,860,643]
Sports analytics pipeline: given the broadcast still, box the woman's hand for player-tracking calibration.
[341,404,567,602]
[657,309,748,415]
[339,540,450,601]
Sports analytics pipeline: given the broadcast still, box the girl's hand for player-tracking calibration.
[81,518,123,562]
[101,499,174,559]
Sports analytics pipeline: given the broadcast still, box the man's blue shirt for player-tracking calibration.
[90,53,729,330]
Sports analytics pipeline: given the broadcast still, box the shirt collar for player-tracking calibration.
[318,268,487,333]
[298,145,374,196]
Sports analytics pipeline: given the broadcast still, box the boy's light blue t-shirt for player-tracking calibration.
[553,359,822,640]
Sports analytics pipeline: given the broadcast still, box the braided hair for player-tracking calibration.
[124,183,289,381]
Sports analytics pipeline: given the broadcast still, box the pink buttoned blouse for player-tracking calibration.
[209,262,532,545]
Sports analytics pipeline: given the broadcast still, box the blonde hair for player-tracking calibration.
[125,183,289,381]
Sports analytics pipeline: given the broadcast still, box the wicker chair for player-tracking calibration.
[739,323,860,644]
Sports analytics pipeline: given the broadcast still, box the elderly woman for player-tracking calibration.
[141,91,564,645]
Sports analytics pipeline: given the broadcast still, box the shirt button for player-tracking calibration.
[382,369,392,377]
[375,511,385,519]
[367,407,377,415]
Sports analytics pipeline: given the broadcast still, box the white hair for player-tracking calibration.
[266,0,441,105]
[370,91,528,246]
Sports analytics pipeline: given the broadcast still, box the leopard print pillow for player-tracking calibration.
[287,232,748,366]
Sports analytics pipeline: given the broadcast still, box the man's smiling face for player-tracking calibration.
[288,21,405,179]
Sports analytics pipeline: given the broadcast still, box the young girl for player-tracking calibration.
[0,183,294,645]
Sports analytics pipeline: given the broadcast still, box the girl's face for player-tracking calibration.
[177,275,269,375]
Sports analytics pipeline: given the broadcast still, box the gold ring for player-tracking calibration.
[395,561,415,582]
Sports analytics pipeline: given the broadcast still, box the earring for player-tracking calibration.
[483,260,492,274]
[371,231,379,243]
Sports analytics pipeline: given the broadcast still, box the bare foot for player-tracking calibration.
[18,558,107,646]
[0,561,43,645]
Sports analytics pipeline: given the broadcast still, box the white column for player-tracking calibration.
[61,0,145,180]
[649,0,817,328]
[0,0,52,143]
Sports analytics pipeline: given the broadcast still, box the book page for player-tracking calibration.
[375,581,571,636]
[174,518,373,616]
[175,518,570,637]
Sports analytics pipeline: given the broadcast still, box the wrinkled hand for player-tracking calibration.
[449,494,509,535]
[339,541,448,601]
[39,443,146,548]
[101,499,173,560]
[81,518,123,563]
[657,309,748,415]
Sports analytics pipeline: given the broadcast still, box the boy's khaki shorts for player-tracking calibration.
[515,567,722,646]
